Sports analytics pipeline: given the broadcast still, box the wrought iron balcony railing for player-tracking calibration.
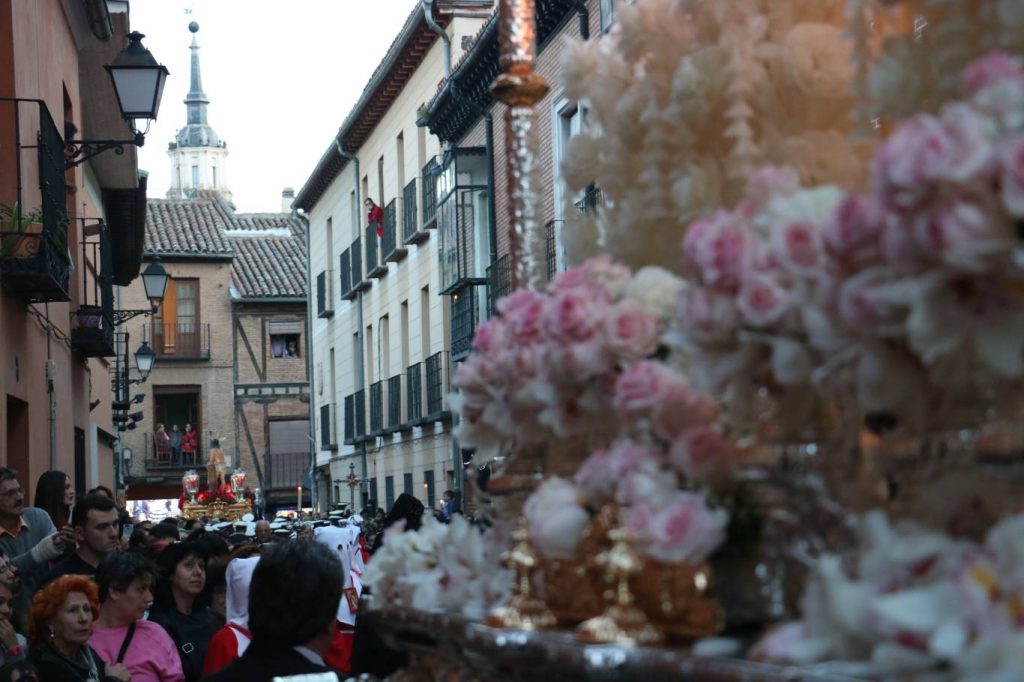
[339,248,355,301]
[407,362,423,423]
[403,179,428,245]
[344,393,355,444]
[320,403,336,450]
[0,98,71,303]
[382,199,407,263]
[146,322,211,360]
[316,269,334,318]
[351,236,369,292]
[365,224,387,279]
[387,374,403,429]
[369,380,384,434]
[354,388,367,438]
[487,254,512,317]
[451,285,479,361]
[574,185,604,215]
[422,159,440,229]
[545,220,563,281]
[71,221,115,357]
[425,351,449,418]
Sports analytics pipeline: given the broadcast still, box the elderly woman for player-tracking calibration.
[26,575,129,681]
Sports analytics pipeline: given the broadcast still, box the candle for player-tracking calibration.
[297,485,302,512]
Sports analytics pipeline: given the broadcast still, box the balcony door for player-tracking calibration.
[153,387,201,465]
[156,278,200,356]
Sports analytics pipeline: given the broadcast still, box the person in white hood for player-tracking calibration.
[200,551,261,676]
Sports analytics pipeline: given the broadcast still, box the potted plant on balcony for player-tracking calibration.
[0,202,44,258]
[75,305,103,329]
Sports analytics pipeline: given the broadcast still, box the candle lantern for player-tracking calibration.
[230,470,247,495]
[182,470,200,503]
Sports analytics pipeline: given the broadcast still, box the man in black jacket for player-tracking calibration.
[201,541,343,682]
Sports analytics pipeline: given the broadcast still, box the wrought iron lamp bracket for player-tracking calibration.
[65,132,145,170]
[112,307,154,326]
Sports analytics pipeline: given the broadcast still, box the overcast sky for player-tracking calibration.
[128,0,417,213]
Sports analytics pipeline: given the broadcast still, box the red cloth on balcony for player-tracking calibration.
[368,205,384,239]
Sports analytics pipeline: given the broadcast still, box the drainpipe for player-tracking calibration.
[334,138,369,505]
[421,0,452,76]
[296,209,317,513]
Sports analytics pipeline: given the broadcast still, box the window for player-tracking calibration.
[212,165,217,188]
[271,334,300,358]
[403,472,413,495]
[600,0,615,32]
[384,476,395,510]
[334,484,340,503]
[155,278,201,356]
[424,470,435,508]
[368,477,378,507]
[191,165,199,187]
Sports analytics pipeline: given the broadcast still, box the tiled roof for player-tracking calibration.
[145,194,235,256]
[145,192,308,299]
[230,227,308,299]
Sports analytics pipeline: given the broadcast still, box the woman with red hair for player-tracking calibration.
[26,575,129,681]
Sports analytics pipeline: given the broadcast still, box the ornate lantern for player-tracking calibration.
[182,470,200,503]
[230,469,247,495]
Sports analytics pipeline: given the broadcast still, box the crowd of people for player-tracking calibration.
[0,466,454,682]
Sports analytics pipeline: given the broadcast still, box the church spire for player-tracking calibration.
[185,21,209,126]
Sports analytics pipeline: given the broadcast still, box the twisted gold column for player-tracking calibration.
[492,0,548,292]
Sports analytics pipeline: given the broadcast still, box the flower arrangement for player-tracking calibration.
[677,52,1024,434]
[755,510,1024,680]
[362,515,512,620]
[557,0,874,272]
[454,257,684,460]
[196,488,237,505]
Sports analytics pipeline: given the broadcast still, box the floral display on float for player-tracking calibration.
[362,515,512,620]
[755,511,1024,682]
[558,0,874,272]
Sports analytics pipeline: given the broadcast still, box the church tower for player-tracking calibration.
[167,22,231,201]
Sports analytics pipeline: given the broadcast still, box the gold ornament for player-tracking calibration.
[487,525,557,630]
[575,525,664,646]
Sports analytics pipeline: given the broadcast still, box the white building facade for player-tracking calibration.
[295,0,492,513]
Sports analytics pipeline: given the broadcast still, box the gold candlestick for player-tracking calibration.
[487,525,557,630]
[492,0,548,292]
[575,526,665,646]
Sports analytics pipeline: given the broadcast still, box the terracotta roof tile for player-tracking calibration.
[230,229,308,299]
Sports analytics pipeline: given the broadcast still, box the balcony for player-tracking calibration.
[403,179,428,246]
[140,432,207,474]
[369,380,384,435]
[351,236,370,293]
[437,148,490,294]
[545,220,562,281]
[354,388,367,440]
[320,403,336,450]
[266,451,307,491]
[451,285,481,362]
[71,222,115,357]
[407,362,423,423]
[486,254,512,317]
[382,199,407,263]
[575,185,604,215]
[425,351,450,421]
[316,269,334,318]
[365,225,387,279]
[344,394,355,444]
[339,248,356,301]
[422,159,440,229]
[387,374,403,431]
[0,98,71,303]
[146,322,211,360]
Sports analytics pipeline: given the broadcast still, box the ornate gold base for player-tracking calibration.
[181,501,251,521]
[575,603,665,646]
[487,593,558,631]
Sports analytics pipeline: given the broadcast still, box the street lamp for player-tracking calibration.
[134,341,155,380]
[66,31,170,168]
[140,258,169,304]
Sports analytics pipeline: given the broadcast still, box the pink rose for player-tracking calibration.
[678,288,740,344]
[629,492,729,564]
[908,196,1012,272]
[872,109,995,211]
[497,290,546,341]
[835,267,904,332]
[682,210,751,293]
[613,361,674,417]
[605,300,660,361]
[737,273,791,328]
[542,291,599,342]
[575,440,657,502]
[738,166,801,217]
[669,426,734,482]
[823,193,886,270]
[615,466,677,508]
[470,319,505,354]
[999,135,1024,217]
[564,338,613,378]
[771,219,823,274]
[962,52,1024,97]
[651,379,717,441]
